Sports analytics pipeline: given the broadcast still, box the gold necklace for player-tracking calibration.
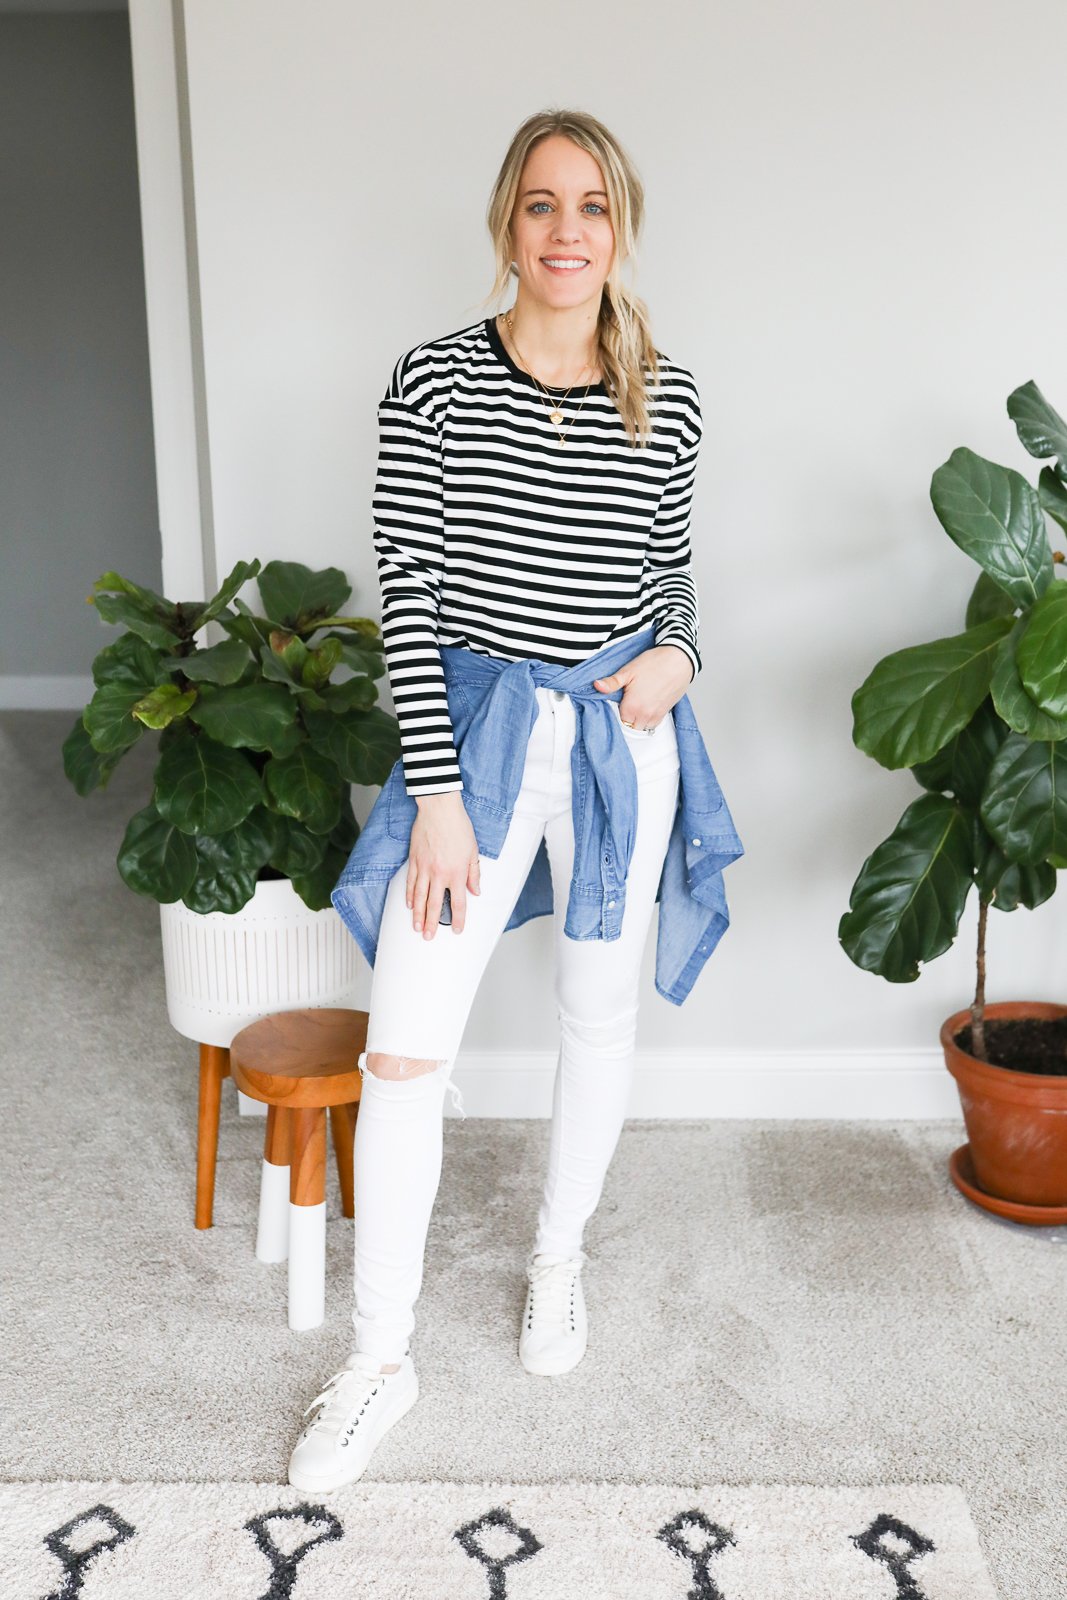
[502,311,597,446]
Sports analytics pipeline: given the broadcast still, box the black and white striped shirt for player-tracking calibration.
[372,314,704,795]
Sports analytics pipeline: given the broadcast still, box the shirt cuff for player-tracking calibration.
[405,774,465,798]
[657,635,700,683]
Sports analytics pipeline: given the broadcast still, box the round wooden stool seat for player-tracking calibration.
[228,1006,368,1332]
[229,1007,366,1108]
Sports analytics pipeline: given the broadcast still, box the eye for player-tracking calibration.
[526,202,608,216]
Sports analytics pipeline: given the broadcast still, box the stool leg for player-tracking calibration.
[288,1106,326,1330]
[329,1102,357,1219]
[256,1105,292,1263]
[195,1044,230,1229]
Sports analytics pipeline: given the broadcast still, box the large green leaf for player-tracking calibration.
[964,569,1017,628]
[262,745,343,834]
[180,809,276,914]
[989,615,1067,739]
[116,802,199,900]
[1038,467,1067,534]
[929,447,1053,608]
[290,841,350,911]
[83,681,152,754]
[89,570,172,614]
[318,674,377,713]
[302,704,402,785]
[910,696,1010,806]
[1015,579,1067,717]
[972,814,1056,911]
[215,606,268,653]
[154,733,263,835]
[61,716,125,795]
[305,615,382,642]
[188,681,304,755]
[184,559,261,633]
[838,793,974,982]
[979,733,1067,865]
[266,811,328,878]
[91,631,164,690]
[851,615,1015,769]
[89,572,186,649]
[165,637,253,684]
[319,633,386,676]
[1007,379,1067,484]
[257,561,351,630]
[330,789,359,855]
[90,593,182,650]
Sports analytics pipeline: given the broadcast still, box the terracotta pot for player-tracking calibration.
[941,1000,1067,1209]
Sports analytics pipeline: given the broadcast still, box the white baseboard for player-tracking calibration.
[0,675,95,710]
[237,1048,961,1121]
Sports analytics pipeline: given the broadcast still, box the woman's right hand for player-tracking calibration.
[406,791,481,938]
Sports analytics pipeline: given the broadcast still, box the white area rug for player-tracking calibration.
[0,1479,997,1598]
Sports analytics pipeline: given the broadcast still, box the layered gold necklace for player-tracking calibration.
[502,311,598,446]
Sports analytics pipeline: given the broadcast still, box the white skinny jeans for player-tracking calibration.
[350,684,681,1363]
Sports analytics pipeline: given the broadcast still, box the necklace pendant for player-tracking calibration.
[549,408,564,425]
[557,435,567,447]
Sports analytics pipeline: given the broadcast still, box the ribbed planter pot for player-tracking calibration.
[941,999,1067,1222]
[159,876,360,1051]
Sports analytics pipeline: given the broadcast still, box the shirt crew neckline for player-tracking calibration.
[483,314,609,397]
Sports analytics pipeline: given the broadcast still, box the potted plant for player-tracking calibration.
[839,380,1067,1224]
[62,556,398,1051]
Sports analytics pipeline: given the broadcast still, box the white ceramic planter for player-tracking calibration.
[159,875,361,1052]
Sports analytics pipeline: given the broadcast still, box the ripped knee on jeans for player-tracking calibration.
[364,1051,444,1081]
[357,1048,467,1118]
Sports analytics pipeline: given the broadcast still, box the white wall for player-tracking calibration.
[132,0,1067,1111]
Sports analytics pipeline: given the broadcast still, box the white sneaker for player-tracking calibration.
[288,1349,418,1492]
[519,1249,589,1375]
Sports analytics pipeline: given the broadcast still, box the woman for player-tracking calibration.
[288,107,739,1493]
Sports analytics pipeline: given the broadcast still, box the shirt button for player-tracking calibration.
[692,837,702,846]
[552,689,565,701]
[607,899,616,908]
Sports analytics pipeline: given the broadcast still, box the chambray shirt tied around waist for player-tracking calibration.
[330,622,744,1006]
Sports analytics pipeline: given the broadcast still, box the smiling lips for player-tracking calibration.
[541,257,589,272]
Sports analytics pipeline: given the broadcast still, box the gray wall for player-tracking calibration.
[0,9,159,699]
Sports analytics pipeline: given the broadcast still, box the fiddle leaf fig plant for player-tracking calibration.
[839,381,1067,1059]
[62,558,400,914]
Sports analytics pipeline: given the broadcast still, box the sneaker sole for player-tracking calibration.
[519,1339,587,1376]
[287,1376,419,1493]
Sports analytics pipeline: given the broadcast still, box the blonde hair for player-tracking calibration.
[481,108,662,448]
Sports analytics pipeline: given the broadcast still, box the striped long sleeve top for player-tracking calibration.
[372,313,704,796]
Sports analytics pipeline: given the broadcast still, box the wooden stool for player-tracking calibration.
[228,1007,366,1330]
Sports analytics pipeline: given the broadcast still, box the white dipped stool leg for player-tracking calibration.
[256,1159,290,1262]
[287,1106,327,1331]
[288,1200,326,1329]
[255,1105,291,1263]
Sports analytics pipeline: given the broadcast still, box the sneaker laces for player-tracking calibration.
[302,1353,393,1432]
[526,1250,587,1326]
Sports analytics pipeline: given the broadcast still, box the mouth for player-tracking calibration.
[540,257,590,273]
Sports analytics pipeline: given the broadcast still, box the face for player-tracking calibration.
[509,134,615,309]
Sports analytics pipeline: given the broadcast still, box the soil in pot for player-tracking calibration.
[953,1016,1067,1076]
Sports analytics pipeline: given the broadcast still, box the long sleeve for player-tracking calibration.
[646,389,703,683]
[373,355,464,796]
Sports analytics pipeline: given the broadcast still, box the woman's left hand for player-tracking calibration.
[592,643,695,731]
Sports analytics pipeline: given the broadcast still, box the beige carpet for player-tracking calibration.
[1,710,1064,1599]
[1,1480,996,1597]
